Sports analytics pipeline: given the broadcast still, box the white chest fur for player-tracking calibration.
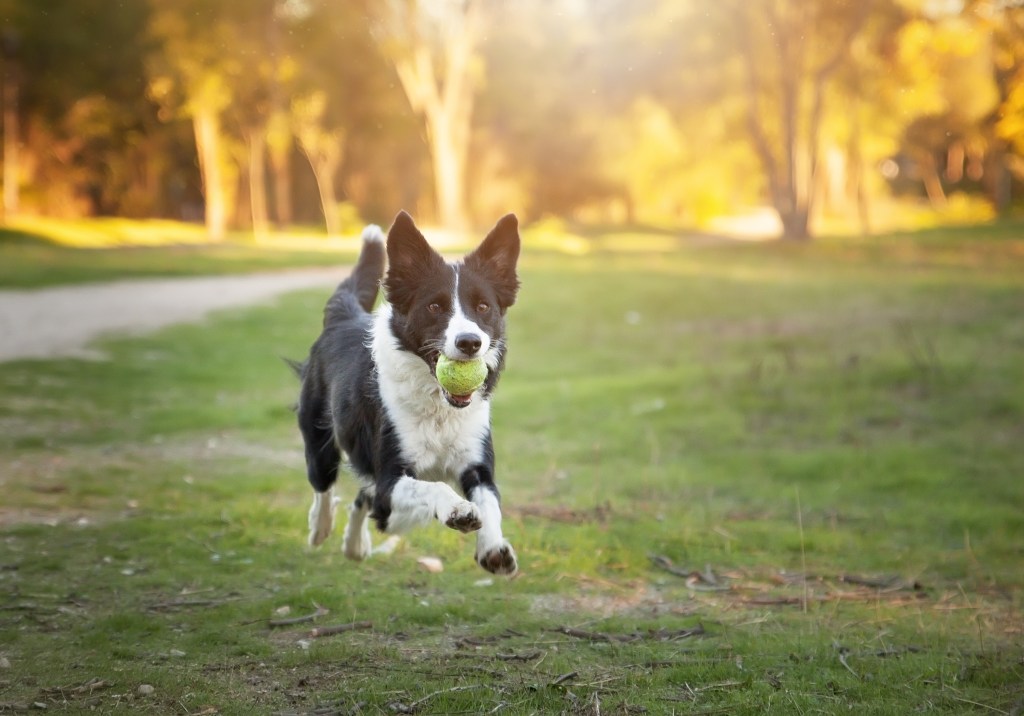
[371,306,491,482]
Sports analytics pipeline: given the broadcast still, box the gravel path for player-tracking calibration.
[0,268,345,362]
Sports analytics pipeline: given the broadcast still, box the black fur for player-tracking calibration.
[294,212,521,570]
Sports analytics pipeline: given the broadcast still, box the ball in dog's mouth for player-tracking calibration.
[434,354,487,408]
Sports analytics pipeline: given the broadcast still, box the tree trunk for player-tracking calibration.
[428,110,469,231]
[248,127,269,239]
[313,157,340,235]
[780,207,811,241]
[384,0,482,231]
[193,107,227,241]
[268,140,292,228]
[2,61,19,219]
[848,109,871,236]
[733,0,867,242]
[300,143,342,235]
[921,154,947,208]
[266,111,293,228]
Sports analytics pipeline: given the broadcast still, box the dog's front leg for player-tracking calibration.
[461,467,518,576]
[376,474,482,534]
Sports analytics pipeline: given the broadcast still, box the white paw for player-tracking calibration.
[308,494,340,548]
[342,522,372,561]
[444,501,482,533]
[476,540,518,575]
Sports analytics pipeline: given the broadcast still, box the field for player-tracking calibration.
[1,223,1022,714]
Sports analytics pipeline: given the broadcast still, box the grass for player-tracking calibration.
[0,222,360,288]
[1,221,1022,714]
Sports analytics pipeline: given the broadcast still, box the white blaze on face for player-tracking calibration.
[443,268,490,359]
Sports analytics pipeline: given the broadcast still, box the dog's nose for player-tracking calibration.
[455,333,483,356]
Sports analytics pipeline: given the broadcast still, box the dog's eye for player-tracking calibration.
[476,302,490,313]
[428,302,442,314]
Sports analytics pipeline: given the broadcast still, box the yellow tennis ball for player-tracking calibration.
[435,355,487,396]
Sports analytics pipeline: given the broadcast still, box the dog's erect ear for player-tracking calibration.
[384,211,446,312]
[464,214,521,310]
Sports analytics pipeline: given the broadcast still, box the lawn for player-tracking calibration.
[1,223,1022,714]
[0,222,359,288]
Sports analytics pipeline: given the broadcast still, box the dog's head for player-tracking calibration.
[383,211,520,408]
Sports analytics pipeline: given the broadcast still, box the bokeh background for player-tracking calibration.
[3,0,1023,240]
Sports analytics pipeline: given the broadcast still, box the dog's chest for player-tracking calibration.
[391,401,489,481]
[377,356,490,481]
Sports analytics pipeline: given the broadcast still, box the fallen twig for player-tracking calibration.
[649,554,691,578]
[551,624,705,643]
[42,677,113,697]
[309,620,373,638]
[835,645,859,679]
[494,650,543,661]
[554,626,635,642]
[550,671,578,687]
[649,556,729,591]
[269,604,329,628]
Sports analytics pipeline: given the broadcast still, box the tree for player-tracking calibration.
[371,0,485,230]
[147,0,240,239]
[1,0,176,220]
[722,0,872,240]
[292,91,345,235]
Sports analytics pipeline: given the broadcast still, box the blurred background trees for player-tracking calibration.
[2,0,1023,239]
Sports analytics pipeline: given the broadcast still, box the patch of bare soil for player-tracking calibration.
[0,269,342,362]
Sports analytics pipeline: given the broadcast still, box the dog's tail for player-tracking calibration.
[323,224,386,327]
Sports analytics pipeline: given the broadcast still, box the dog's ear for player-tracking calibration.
[384,211,446,312]
[464,214,521,310]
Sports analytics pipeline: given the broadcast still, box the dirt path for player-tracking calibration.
[0,268,345,361]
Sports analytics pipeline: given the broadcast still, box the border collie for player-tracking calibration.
[295,211,520,575]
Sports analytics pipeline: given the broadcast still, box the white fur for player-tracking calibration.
[371,304,491,480]
[444,267,491,359]
[385,475,481,534]
[361,224,384,244]
[308,489,339,547]
[342,499,372,560]
[470,486,516,574]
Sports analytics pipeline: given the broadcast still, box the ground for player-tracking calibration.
[0,223,1022,714]
[0,269,341,361]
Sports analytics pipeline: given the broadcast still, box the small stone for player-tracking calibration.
[416,556,444,573]
[0,656,10,668]
[137,684,155,696]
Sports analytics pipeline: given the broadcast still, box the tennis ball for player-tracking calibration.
[435,355,487,396]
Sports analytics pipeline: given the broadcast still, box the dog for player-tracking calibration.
[294,211,521,575]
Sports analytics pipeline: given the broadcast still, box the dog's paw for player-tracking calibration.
[308,494,341,548]
[342,526,372,561]
[444,501,482,533]
[477,541,518,575]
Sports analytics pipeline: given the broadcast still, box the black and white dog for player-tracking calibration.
[295,211,520,575]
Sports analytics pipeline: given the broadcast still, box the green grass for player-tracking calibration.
[0,225,357,288]
[1,223,1023,714]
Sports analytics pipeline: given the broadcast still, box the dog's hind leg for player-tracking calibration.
[299,403,342,547]
[308,487,340,548]
[342,488,374,561]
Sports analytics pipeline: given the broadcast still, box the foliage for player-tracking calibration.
[3,1,1024,236]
